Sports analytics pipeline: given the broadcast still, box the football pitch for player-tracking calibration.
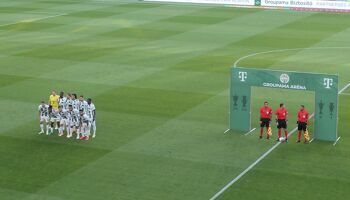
[1,0,350,199]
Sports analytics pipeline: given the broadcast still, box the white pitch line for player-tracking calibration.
[0,13,67,27]
[210,125,300,200]
[233,46,350,68]
[210,80,350,200]
[224,129,230,134]
[244,128,256,136]
[338,83,350,94]
[211,47,350,200]
[210,82,350,199]
[333,137,341,146]
[309,138,315,143]
[209,113,315,200]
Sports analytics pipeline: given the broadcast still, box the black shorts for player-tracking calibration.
[277,119,287,129]
[297,122,307,131]
[260,118,270,128]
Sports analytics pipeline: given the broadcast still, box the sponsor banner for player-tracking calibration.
[261,0,350,10]
[231,67,339,141]
[144,0,255,6]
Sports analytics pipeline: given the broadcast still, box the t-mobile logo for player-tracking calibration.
[324,78,333,89]
[238,71,247,82]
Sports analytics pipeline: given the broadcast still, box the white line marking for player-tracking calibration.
[211,45,350,199]
[0,13,67,27]
[233,47,350,68]
[224,129,230,134]
[210,124,302,200]
[244,128,256,136]
[333,137,341,146]
[309,138,314,143]
[340,93,350,96]
[210,79,350,200]
[338,83,350,94]
[210,113,315,200]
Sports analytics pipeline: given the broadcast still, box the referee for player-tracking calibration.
[297,105,309,143]
[275,103,288,142]
[259,101,273,139]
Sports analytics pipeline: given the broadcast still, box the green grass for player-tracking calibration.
[0,0,350,200]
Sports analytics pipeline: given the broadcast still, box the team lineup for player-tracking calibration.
[38,91,96,140]
[259,102,310,143]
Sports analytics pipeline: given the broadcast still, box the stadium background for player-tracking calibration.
[0,0,350,200]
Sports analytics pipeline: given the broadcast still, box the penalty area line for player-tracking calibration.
[224,129,230,134]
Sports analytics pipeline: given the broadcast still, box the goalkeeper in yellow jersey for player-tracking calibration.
[49,90,60,110]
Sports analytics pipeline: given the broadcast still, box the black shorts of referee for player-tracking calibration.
[297,121,307,131]
[260,118,270,128]
[277,119,287,129]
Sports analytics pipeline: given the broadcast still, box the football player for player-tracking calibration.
[79,109,91,140]
[38,101,49,135]
[58,91,67,109]
[72,94,79,110]
[49,106,60,134]
[58,106,70,137]
[67,105,80,139]
[65,93,73,110]
[87,98,96,138]
[78,95,88,113]
[49,90,59,110]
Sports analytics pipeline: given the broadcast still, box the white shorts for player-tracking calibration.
[40,116,49,123]
[50,117,59,122]
[80,122,89,128]
[60,118,69,125]
[90,120,96,127]
[69,120,79,127]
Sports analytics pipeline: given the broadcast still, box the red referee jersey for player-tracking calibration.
[260,106,272,119]
[276,108,288,120]
[298,110,309,123]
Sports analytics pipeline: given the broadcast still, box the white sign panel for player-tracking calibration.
[144,0,255,6]
[261,0,350,10]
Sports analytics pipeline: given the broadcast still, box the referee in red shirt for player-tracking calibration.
[260,101,273,139]
[297,105,309,143]
[275,103,288,141]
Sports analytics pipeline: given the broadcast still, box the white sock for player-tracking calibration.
[46,125,49,133]
[40,124,44,132]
